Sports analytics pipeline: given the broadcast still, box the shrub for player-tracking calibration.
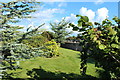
[22,35,48,48]
[1,42,44,70]
[42,40,60,58]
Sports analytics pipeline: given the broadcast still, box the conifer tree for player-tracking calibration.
[0,0,43,70]
[50,19,72,44]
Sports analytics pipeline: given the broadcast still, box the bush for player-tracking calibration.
[42,40,60,58]
[22,35,48,48]
[1,42,44,70]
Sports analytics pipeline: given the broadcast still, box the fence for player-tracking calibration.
[61,42,82,51]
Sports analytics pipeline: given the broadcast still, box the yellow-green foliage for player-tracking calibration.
[42,40,60,58]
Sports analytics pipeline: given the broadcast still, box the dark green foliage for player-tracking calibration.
[41,31,55,41]
[22,34,48,48]
[70,15,120,79]
[66,36,80,42]
[50,19,72,44]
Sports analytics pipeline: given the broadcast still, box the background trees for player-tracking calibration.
[50,19,72,44]
[70,15,120,79]
[41,31,54,41]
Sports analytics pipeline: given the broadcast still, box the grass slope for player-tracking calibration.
[7,48,100,78]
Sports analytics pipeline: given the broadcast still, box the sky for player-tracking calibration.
[0,0,119,36]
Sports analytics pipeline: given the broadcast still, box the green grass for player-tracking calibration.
[0,41,2,47]
[7,48,100,78]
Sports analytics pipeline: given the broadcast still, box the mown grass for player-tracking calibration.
[0,41,2,47]
[7,48,101,78]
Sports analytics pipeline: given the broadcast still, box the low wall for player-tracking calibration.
[61,42,82,51]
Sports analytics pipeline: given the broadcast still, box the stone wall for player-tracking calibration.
[61,42,82,51]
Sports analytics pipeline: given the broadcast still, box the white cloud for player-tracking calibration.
[27,8,65,26]
[40,24,52,31]
[79,7,109,23]
[96,7,109,22]
[34,8,64,22]
[53,18,80,36]
[80,7,95,22]
[28,22,35,29]
[22,7,65,31]
[62,14,81,36]
[64,13,78,22]
[95,0,104,4]
[58,2,67,7]
[54,19,59,23]
[25,22,51,32]
[66,27,80,36]
[21,22,37,32]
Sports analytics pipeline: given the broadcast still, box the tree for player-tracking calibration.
[0,1,43,70]
[50,19,72,44]
[69,15,120,79]
[0,1,40,28]
[41,31,55,41]
[66,36,80,42]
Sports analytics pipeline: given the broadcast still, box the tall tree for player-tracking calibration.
[0,0,43,70]
[50,19,72,44]
[70,15,120,79]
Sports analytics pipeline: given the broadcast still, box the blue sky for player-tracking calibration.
[1,0,119,36]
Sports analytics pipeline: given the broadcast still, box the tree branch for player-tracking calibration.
[108,52,120,63]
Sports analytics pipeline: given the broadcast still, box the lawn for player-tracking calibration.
[0,41,2,47]
[7,48,101,79]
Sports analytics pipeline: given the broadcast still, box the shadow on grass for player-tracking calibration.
[25,66,97,80]
[77,54,95,64]
[87,58,95,64]
[2,66,112,80]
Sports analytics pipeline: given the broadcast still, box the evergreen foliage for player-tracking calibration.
[0,1,43,70]
[50,19,72,44]
[0,1,40,28]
